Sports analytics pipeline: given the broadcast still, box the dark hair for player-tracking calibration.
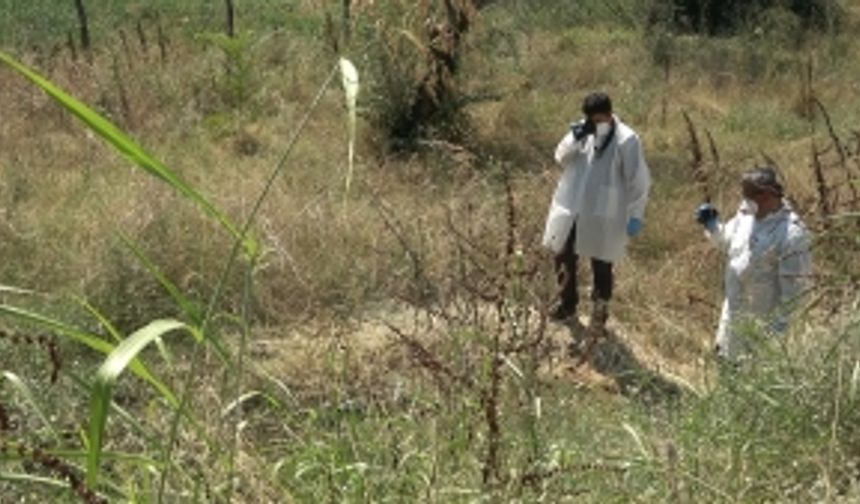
[582,92,613,117]
[742,166,784,197]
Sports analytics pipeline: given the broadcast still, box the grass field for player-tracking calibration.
[1,0,860,501]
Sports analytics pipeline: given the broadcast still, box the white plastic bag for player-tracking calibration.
[542,202,574,254]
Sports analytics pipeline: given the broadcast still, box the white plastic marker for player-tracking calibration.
[339,58,359,196]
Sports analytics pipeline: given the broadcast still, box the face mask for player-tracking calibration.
[741,198,759,215]
[595,122,611,138]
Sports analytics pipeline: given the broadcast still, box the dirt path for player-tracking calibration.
[251,301,711,401]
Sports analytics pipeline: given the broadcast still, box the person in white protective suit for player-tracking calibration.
[542,92,651,331]
[695,167,813,360]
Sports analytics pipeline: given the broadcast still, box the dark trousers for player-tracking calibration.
[554,224,614,309]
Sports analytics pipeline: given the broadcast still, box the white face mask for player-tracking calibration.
[741,198,759,215]
[595,122,611,138]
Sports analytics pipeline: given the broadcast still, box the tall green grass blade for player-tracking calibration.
[69,372,162,445]
[118,233,203,324]
[224,259,256,503]
[1,457,128,498]
[0,472,71,491]
[82,295,175,365]
[1,371,58,439]
[339,58,359,196]
[79,298,124,343]
[67,372,199,489]
[0,304,110,352]
[0,447,157,467]
[158,63,341,499]
[108,236,231,362]
[87,319,201,487]
[0,51,256,258]
[0,304,178,408]
[0,470,127,501]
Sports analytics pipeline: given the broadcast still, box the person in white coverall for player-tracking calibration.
[543,92,651,331]
[695,167,813,360]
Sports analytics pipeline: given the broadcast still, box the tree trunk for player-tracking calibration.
[225,0,235,37]
[73,0,90,51]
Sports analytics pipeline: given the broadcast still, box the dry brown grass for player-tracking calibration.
[3,11,858,372]
[2,5,860,499]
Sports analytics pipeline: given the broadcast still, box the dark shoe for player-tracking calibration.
[590,300,609,331]
[566,318,587,356]
[549,303,576,322]
[575,301,609,365]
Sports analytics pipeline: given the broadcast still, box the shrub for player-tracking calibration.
[197,31,259,111]
[352,0,483,149]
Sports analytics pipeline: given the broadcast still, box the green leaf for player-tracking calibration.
[112,234,232,363]
[0,447,157,467]
[118,233,203,324]
[0,471,71,492]
[87,319,201,487]
[67,372,201,489]
[82,295,174,365]
[0,51,256,258]
[78,298,124,343]
[1,371,58,439]
[1,452,129,499]
[0,304,178,408]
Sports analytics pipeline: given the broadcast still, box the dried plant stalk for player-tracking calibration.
[811,139,832,220]
[682,110,709,202]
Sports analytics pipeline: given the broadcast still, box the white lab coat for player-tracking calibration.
[542,117,651,263]
[706,201,813,359]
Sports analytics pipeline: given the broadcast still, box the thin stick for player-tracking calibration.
[156,16,168,65]
[225,256,255,503]
[73,0,91,51]
[813,97,858,205]
[812,139,832,221]
[705,129,720,175]
[682,110,709,202]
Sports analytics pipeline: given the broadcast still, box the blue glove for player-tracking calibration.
[695,203,719,232]
[626,217,643,238]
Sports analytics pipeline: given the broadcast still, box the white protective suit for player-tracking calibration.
[706,200,813,359]
[542,117,651,263]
